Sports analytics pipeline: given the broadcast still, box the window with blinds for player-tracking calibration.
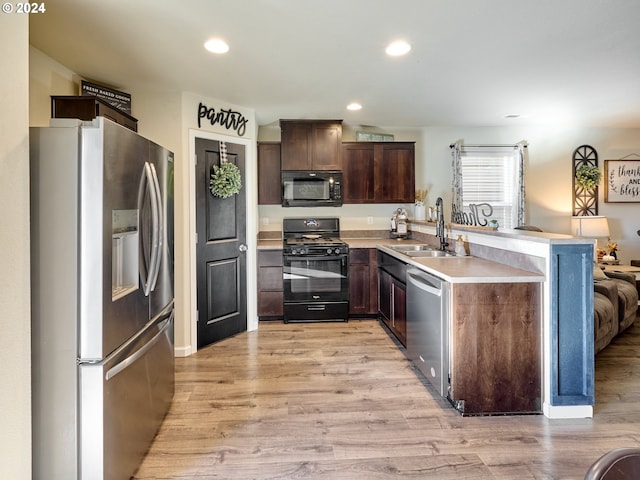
[451,144,525,229]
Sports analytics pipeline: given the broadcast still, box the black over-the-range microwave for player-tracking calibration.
[281,171,343,207]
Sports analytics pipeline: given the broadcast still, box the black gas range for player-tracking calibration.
[282,218,349,323]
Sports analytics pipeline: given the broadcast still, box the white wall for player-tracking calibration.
[259,123,640,263]
[257,124,423,232]
[29,46,77,125]
[1,16,32,479]
[418,125,640,263]
[28,50,640,356]
[180,92,258,354]
[28,48,259,355]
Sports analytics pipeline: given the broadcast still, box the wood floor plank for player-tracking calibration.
[134,317,640,479]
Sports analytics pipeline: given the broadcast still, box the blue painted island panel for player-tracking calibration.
[550,243,594,406]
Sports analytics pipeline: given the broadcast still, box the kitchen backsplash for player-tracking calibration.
[258,203,415,232]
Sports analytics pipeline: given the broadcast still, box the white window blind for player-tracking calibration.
[451,144,525,229]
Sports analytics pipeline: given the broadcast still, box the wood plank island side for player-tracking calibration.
[449,282,541,415]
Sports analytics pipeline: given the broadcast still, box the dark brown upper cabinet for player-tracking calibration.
[342,142,415,204]
[280,120,343,171]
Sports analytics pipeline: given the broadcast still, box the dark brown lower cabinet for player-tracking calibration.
[448,282,541,415]
[348,248,379,317]
[257,250,283,319]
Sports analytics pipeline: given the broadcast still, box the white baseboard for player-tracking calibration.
[543,402,593,419]
[174,345,196,358]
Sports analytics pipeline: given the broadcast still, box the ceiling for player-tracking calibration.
[29,0,640,129]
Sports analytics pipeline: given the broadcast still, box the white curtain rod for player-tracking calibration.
[449,143,526,148]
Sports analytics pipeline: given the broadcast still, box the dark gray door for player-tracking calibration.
[195,137,247,349]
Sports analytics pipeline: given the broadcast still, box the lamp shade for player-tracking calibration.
[571,216,610,238]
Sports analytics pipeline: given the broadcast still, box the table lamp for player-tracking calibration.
[571,215,610,259]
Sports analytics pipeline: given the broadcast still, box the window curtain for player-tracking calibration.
[450,142,526,228]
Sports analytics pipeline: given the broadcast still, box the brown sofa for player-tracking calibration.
[593,266,639,354]
[594,281,618,354]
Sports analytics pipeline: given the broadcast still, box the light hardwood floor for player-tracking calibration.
[135,316,640,479]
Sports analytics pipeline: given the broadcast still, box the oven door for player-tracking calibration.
[283,254,349,303]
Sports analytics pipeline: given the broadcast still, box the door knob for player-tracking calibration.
[239,244,248,252]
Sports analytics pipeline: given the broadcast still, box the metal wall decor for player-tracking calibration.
[572,145,599,216]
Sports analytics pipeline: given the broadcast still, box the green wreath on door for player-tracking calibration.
[210,161,241,198]
[209,141,242,198]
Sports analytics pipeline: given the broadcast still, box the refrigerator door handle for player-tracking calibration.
[148,162,164,292]
[138,162,161,296]
[105,310,173,381]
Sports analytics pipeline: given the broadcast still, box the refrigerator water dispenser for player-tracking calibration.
[112,209,139,301]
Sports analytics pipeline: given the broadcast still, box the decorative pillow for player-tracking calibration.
[593,261,608,281]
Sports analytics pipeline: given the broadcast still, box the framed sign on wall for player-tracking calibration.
[605,159,640,203]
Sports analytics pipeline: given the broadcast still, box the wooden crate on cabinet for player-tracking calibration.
[349,248,379,316]
[257,250,284,319]
[280,120,342,170]
[51,95,138,132]
[342,142,415,203]
[257,142,282,205]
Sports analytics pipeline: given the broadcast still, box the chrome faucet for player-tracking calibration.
[435,197,448,251]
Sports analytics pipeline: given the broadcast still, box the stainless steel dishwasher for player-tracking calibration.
[406,267,450,397]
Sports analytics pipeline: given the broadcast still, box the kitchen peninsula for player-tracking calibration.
[258,223,595,419]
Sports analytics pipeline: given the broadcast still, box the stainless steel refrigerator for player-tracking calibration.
[30,117,175,480]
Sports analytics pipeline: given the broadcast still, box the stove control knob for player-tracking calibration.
[327,248,332,255]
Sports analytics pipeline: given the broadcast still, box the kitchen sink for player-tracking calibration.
[384,244,457,258]
[384,244,434,252]
[404,250,456,258]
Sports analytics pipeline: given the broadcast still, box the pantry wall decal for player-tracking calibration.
[197,102,249,136]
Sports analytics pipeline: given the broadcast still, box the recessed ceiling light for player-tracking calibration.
[504,114,521,119]
[385,40,411,56]
[204,38,229,54]
[347,103,362,111]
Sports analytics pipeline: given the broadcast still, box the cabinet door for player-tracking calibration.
[392,280,407,345]
[280,120,342,171]
[342,143,375,203]
[311,122,342,170]
[349,263,371,314]
[343,142,415,204]
[257,142,282,205]
[375,143,415,203]
[280,122,311,170]
[378,268,392,323]
[257,251,284,318]
[349,249,378,315]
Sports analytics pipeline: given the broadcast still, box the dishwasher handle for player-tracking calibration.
[407,269,442,297]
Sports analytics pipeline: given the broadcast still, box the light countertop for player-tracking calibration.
[257,236,543,283]
[257,239,283,250]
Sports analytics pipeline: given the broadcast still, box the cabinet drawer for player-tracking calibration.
[349,249,371,264]
[258,291,284,317]
[258,266,283,291]
[258,250,283,267]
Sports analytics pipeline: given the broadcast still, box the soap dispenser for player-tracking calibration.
[396,209,408,236]
[455,234,468,256]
